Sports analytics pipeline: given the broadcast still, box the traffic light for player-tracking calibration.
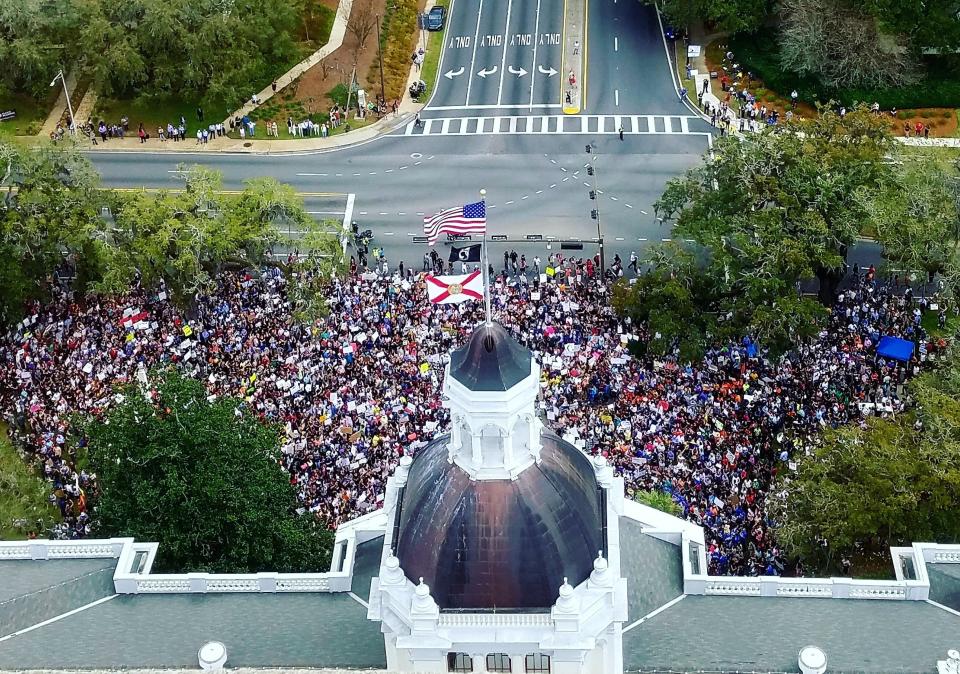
[587,165,594,176]
[591,209,599,220]
[589,190,596,200]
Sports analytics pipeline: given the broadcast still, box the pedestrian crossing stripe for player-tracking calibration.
[401,114,700,136]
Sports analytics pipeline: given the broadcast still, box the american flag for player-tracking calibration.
[422,201,486,245]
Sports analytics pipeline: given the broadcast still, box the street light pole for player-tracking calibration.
[375,15,387,109]
[587,151,604,271]
[50,69,75,136]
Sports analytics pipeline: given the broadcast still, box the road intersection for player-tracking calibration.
[88,0,713,267]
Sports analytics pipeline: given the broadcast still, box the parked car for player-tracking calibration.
[426,6,446,31]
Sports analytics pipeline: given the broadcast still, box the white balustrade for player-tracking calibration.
[438,613,553,628]
[704,580,762,596]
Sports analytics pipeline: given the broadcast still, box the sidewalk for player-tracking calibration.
[40,71,78,136]
[222,0,355,127]
[561,0,585,114]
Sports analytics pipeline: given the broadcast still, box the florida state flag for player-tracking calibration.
[425,270,484,304]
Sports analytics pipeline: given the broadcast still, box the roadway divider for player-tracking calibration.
[561,0,586,114]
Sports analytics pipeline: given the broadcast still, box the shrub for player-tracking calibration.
[730,29,960,110]
[370,0,419,101]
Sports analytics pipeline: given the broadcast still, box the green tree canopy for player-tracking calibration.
[865,154,960,288]
[771,349,960,571]
[0,141,103,321]
[85,369,333,573]
[655,0,771,34]
[94,167,320,302]
[636,106,891,357]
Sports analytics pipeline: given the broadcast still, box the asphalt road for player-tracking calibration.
[428,0,562,111]
[87,0,712,268]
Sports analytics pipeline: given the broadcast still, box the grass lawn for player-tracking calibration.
[0,423,60,540]
[91,95,227,136]
[921,308,960,338]
[0,92,52,137]
[420,0,450,98]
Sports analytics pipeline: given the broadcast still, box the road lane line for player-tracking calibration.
[496,0,515,106]
[614,37,618,52]
[529,0,542,110]
[615,89,619,107]
[536,190,543,194]
[465,0,486,106]
[296,173,328,176]
[640,209,648,214]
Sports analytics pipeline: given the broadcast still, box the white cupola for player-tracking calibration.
[442,322,543,480]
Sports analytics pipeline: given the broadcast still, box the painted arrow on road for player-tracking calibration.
[508,66,529,77]
[444,67,465,79]
[538,65,558,77]
[476,66,498,78]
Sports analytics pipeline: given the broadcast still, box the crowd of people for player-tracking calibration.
[0,257,945,574]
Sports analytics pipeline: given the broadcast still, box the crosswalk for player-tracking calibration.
[402,114,702,137]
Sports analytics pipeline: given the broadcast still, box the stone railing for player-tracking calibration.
[438,613,553,628]
[691,574,925,600]
[0,538,128,560]
[921,543,960,564]
[126,572,342,594]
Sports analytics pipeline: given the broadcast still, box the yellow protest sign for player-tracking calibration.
[419,362,430,374]
[182,325,193,337]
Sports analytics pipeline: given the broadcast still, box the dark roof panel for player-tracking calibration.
[449,323,532,391]
[394,430,604,610]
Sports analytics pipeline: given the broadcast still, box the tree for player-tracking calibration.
[348,6,377,53]
[94,167,302,302]
[865,155,960,290]
[0,0,80,99]
[85,369,333,573]
[860,0,960,55]
[633,489,682,517]
[286,219,348,321]
[771,349,960,572]
[643,107,890,355]
[779,0,920,90]
[0,141,103,321]
[655,0,771,34]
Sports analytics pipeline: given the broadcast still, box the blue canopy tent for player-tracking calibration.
[876,336,915,362]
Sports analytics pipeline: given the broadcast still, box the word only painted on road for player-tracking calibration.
[449,36,471,48]
[540,33,560,45]
[481,34,503,46]
[510,33,532,45]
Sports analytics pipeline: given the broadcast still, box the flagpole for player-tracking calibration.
[479,188,492,326]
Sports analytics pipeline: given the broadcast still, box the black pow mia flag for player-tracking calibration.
[449,243,482,263]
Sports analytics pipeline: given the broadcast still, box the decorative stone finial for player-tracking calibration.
[592,454,614,487]
[412,576,438,614]
[554,577,578,613]
[590,550,612,587]
[381,550,405,585]
[394,455,413,486]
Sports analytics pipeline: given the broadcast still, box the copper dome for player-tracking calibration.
[392,429,605,611]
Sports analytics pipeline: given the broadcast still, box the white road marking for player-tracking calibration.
[562,177,570,181]
[335,173,343,176]
[625,204,634,209]
[505,200,514,204]
[408,232,416,236]
[560,167,568,172]
[414,161,422,165]
[614,37,619,51]
[640,209,648,214]
[615,89,619,107]
[416,212,425,215]
[402,114,699,136]
[352,172,361,176]
[368,172,377,175]
[615,237,625,241]
[661,238,672,241]
[535,190,543,194]
[550,159,557,164]
[638,237,647,241]
[383,232,394,235]
[385,169,393,173]
[306,211,344,215]
[529,0,542,110]
[496,0,515,105]
[398,212,406,216]
[359,211,368,215]
[426,104,562,111]
[399,165,408,170]
[549,183,556,188]
[296,172,328,176]
[465,0,486,106]
[521,195,529,200]
[379,212,388,215]
[610,196,619,201]
[583,181,590,186]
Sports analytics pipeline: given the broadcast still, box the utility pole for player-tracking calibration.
[586,145,604,271]
[375,15,387,108]
[50,69,75,135]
